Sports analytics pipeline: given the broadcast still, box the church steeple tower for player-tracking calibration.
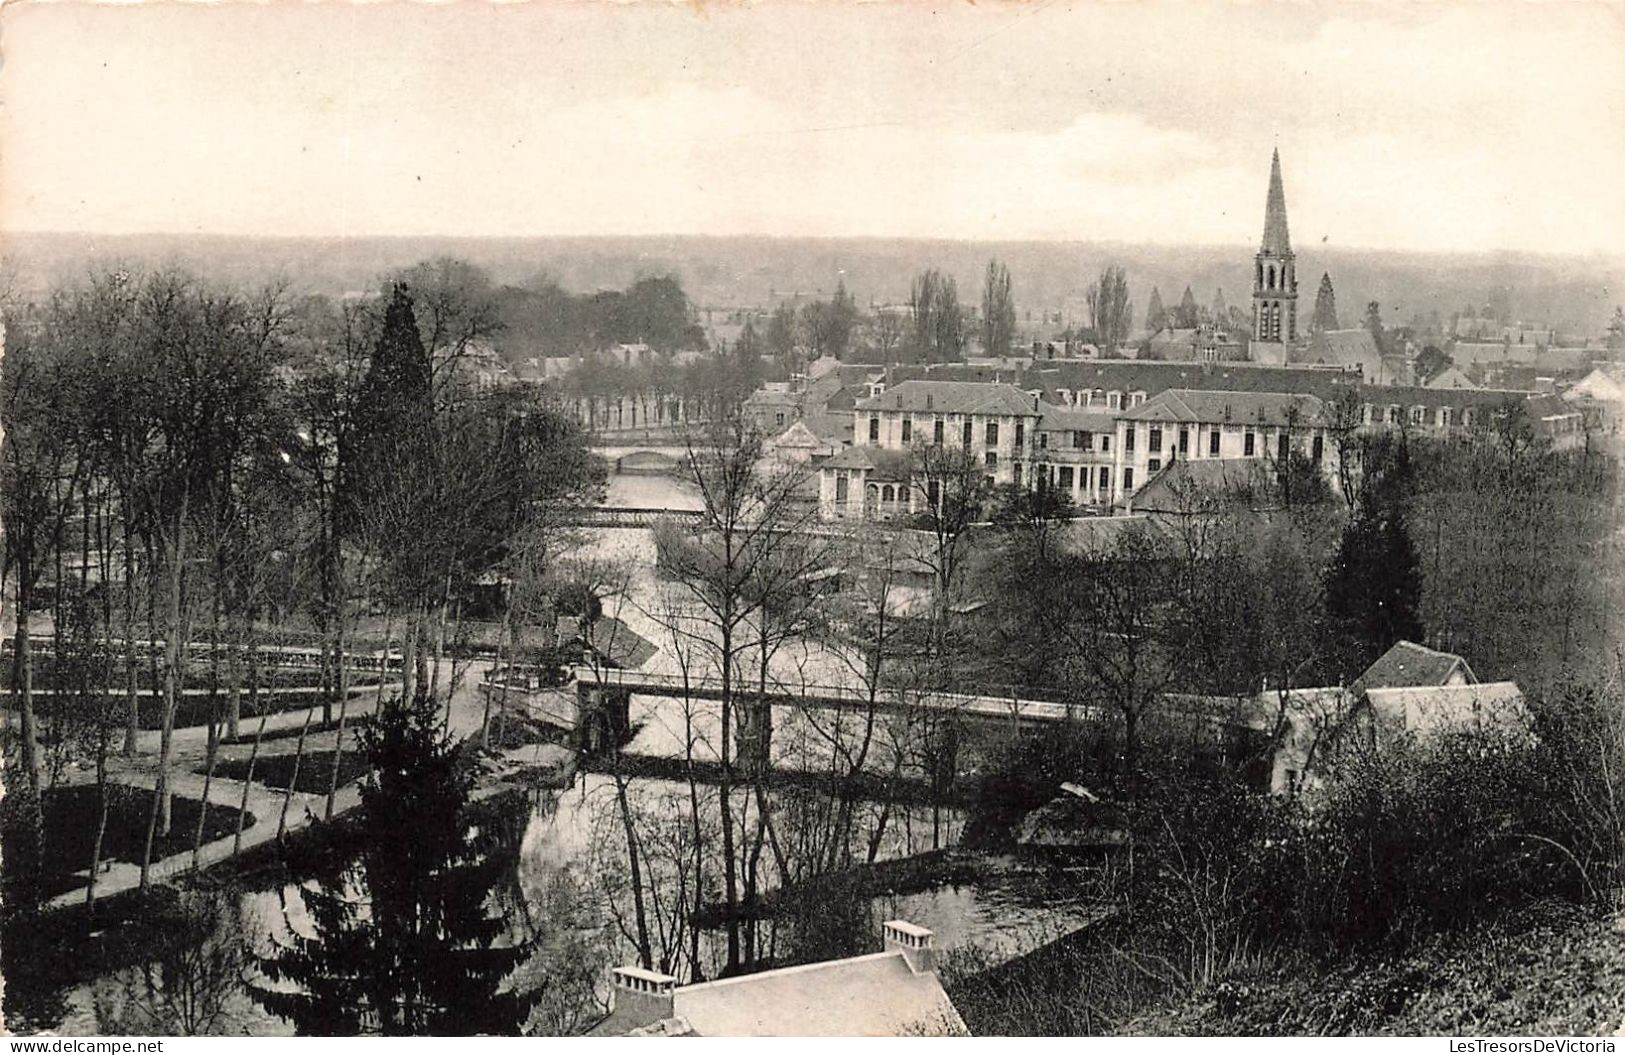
[1251,148,1298,352]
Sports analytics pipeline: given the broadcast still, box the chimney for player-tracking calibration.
[883,920,937,975]
[609,966,677,1029]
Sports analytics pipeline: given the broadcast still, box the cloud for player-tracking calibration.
[2,2,1621,254]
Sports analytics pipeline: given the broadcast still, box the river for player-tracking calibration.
[40,470,1098,1036]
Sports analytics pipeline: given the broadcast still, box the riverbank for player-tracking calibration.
[690,848,990,928]
[5,737,576,1036]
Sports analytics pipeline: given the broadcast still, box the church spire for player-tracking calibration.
[1261,147,1292,255]
[1250,148,1298,356]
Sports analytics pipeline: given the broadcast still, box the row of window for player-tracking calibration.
[872,415,1024,448]
[1040,463,1114,497]
[1366,404,1478,428]
[1052,389,1148,410]
[1117,424,1325,462]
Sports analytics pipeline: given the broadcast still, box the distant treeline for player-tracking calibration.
[490,274,707,358]
[10,231,1623,336]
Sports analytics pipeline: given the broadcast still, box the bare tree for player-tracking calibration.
[651,407,820,971]
[981,260,1016,358]
[909,270,964,363]
[905,443,989,659]
[1085,265,1133,354]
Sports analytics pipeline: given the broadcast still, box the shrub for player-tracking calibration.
[1297,727,1596,952]
[1525,677,1625,907]
[1115,770,1302,989]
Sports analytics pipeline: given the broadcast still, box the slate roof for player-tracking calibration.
[1054,514,1169,554]
[1031,360,1359,404]
[1120,389,1326,427]
[820,445,913,482]
[1297,328,1380,371]
[587,616,658,670]
[746,388,801,408]
[1361,385,1546,414]
[823,446,885,471]
[883,363,1028,386]
[854,380,1039,417]
[1351,640,1475,695]
[1424,366,1478,390]
[1452,341,1545,365]
[768,419,827,451]
[1129,458,1273,514]
[1147,328,1199,358]
[1569,367,1625,402]
[801,409,855,442]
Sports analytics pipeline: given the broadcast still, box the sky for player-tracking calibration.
[3,1,1623,255]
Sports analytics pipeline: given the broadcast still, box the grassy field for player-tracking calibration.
[209,749,371,794]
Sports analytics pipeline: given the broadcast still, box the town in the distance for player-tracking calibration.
[3,149,1624,1038]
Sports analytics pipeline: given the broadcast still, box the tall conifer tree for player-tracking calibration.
[1311,272,1340,333]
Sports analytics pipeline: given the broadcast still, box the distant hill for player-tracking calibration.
[6,230,1622,337]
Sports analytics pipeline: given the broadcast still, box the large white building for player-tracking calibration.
[816,378,1346,519]
[1111,389,1339,505]
[818,380,1043,520]
[852,380,1041,483]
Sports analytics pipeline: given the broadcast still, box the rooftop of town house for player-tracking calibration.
[806,356,886,383]
[1351,640,1476,695]
[854,379,1040,417]
[1360,384,1533,407]
[744,384,802,407]
[820,444,913,482]
[882,362,1028,387]
[767,419,828,451]
[1119,388,1327,428]
[801,408,855,442]
[555,615,659,670]
[1424,365,1479,390]
[1451,343,1593,374]
[1526,392,1586,422]
[1294,327,1379,368]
